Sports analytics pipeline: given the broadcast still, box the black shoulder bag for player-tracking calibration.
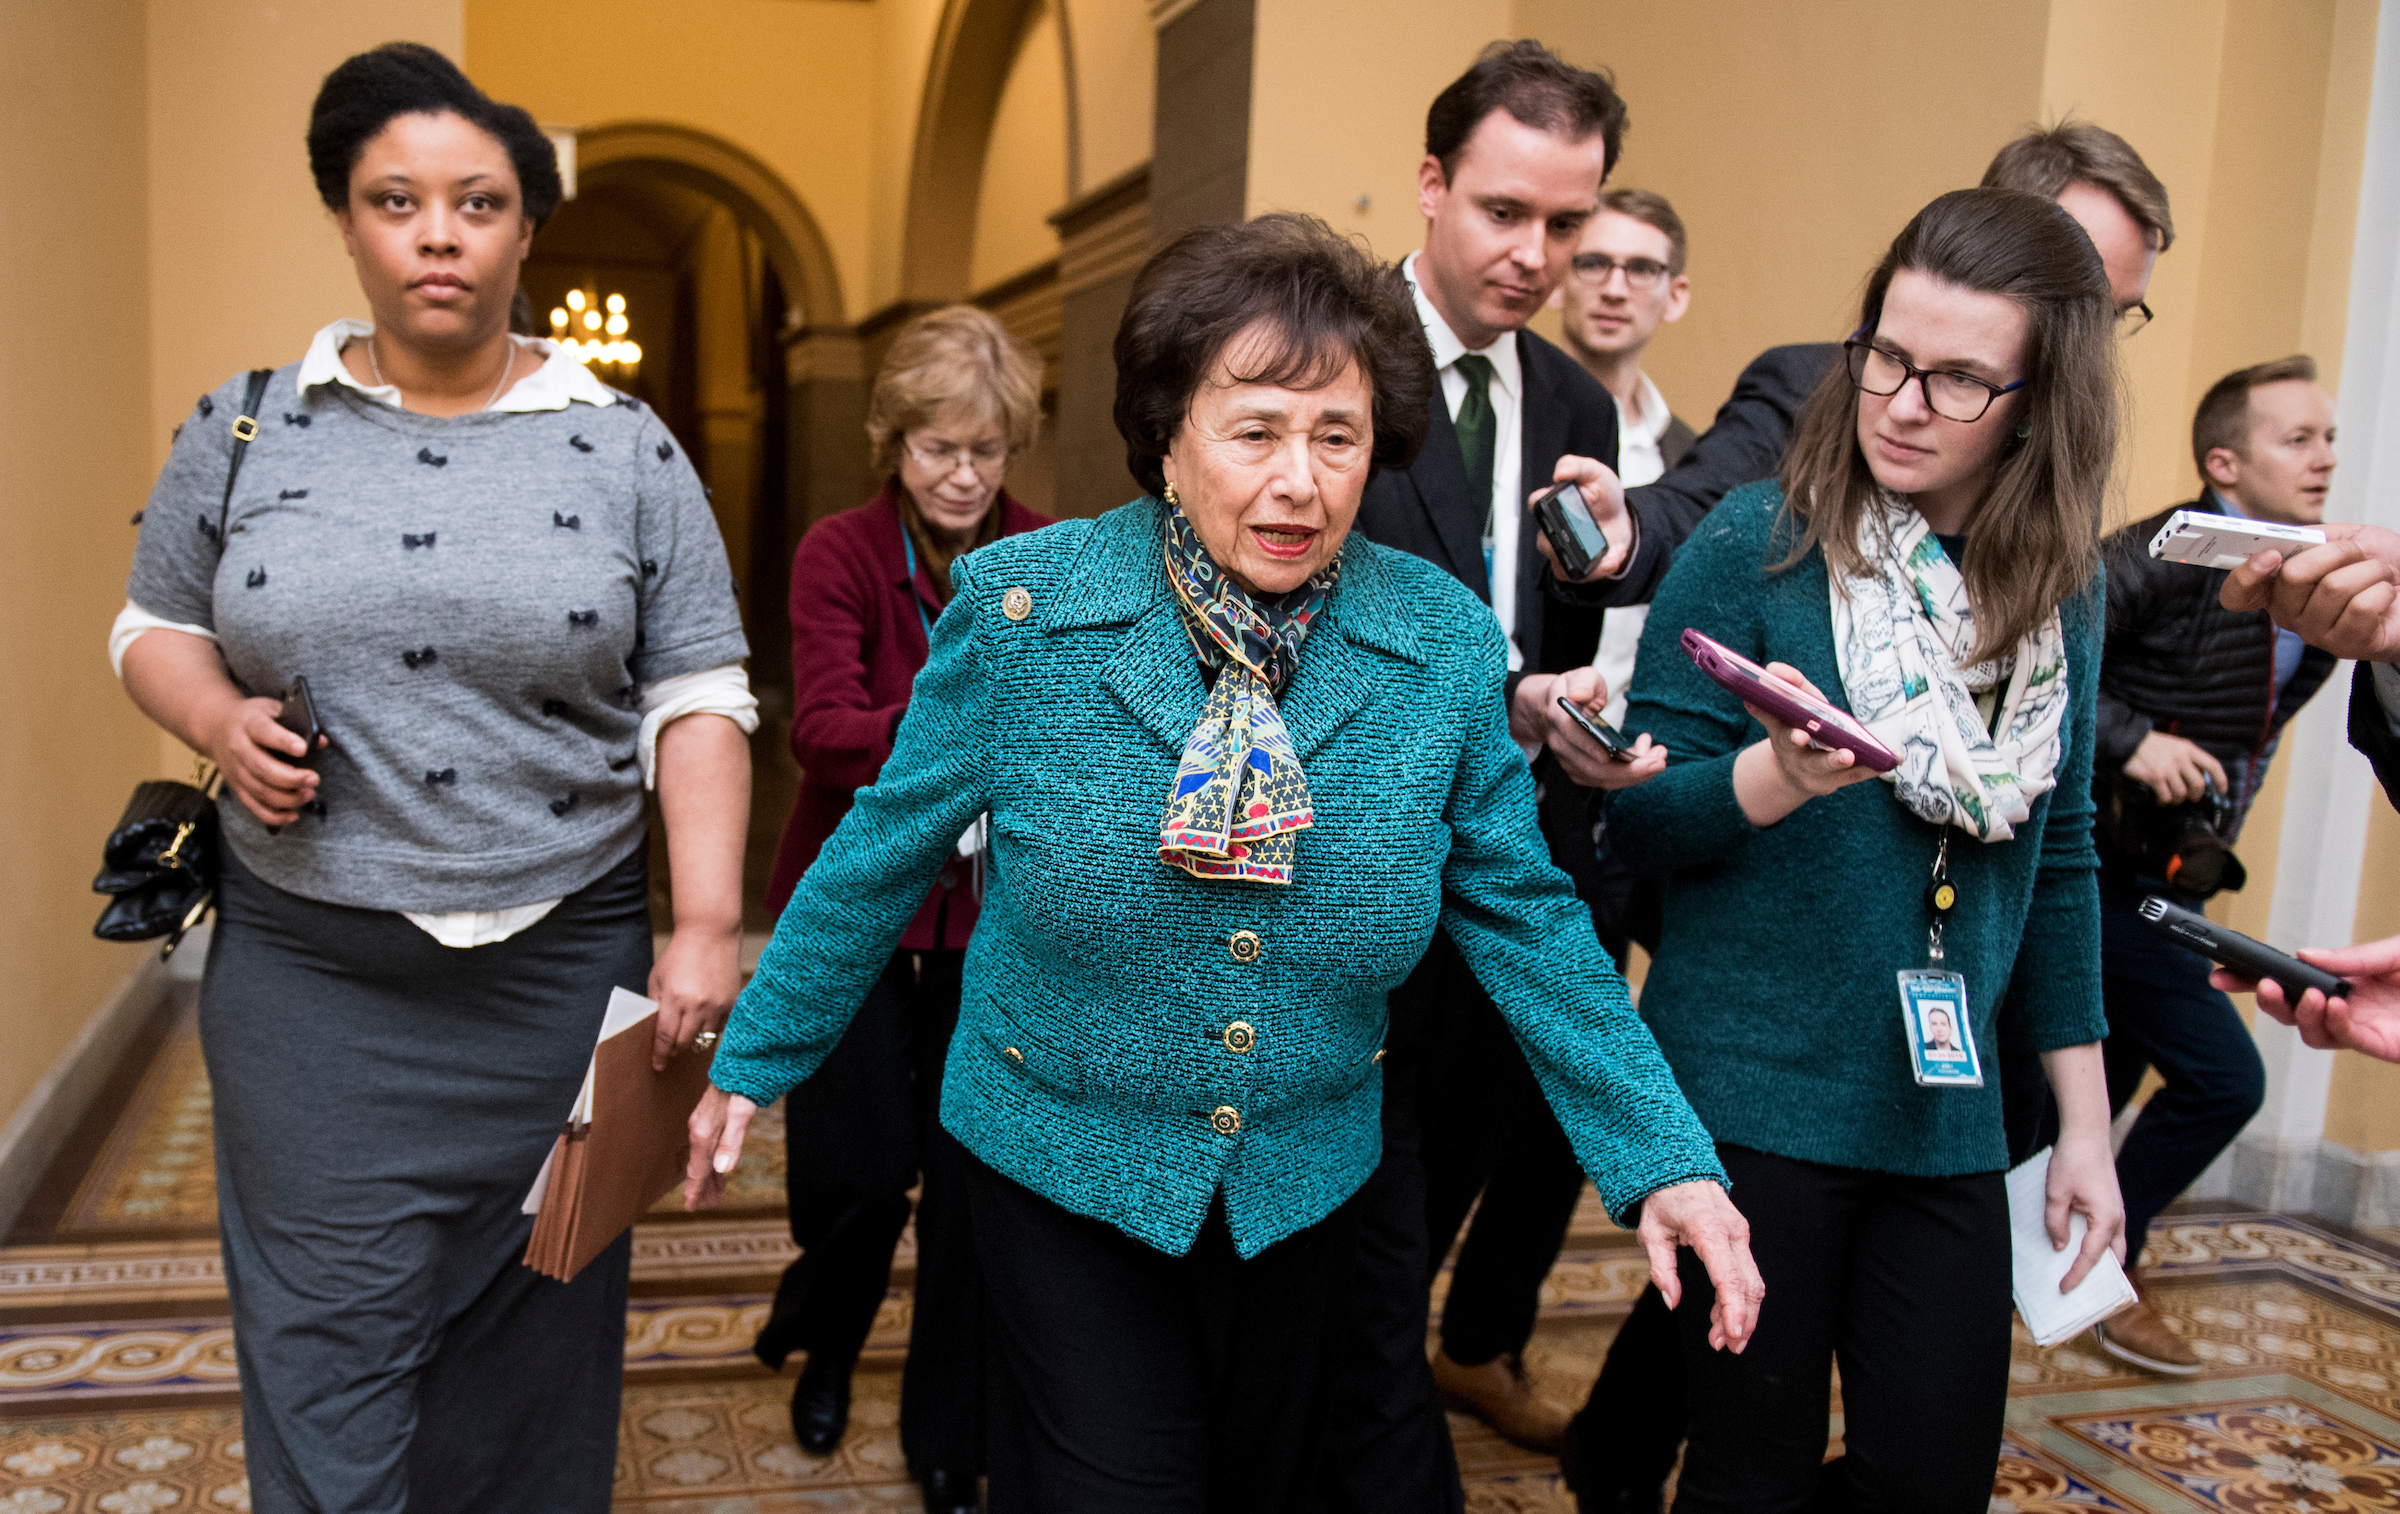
[93,368,274,956]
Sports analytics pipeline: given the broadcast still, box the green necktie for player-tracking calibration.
[1453,354,1496,513]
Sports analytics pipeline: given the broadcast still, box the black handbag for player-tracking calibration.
[93,367,273,956]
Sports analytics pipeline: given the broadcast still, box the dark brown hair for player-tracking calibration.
[1599,186,1688,275]
[1425,40,1629,180]
[1982,118,2174,252]
[2192,354,2319,477]
[1777,189,2120,661]
[1113,213,1433,497]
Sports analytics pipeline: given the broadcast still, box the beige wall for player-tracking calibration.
[1061,0,1154,194]
[1244,0,1511,259]
[468,0,877,323]
[970,0,1070,291]
[0,0,164,1130]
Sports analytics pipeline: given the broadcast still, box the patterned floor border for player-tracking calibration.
[2007,1374,2400,1512]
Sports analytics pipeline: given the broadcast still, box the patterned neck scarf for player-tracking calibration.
[1827,490,2070,842]
[1158,503,1338,884]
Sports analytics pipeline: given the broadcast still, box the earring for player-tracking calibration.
[2015,423,2032,439]
[1162,481,1181,509]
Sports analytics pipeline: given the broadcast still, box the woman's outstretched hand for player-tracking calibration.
[1638,1179,1763,1353]
[683,1085,757,1211]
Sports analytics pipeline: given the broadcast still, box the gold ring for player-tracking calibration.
[693,1030,721,1049]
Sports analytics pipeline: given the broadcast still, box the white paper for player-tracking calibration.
[2007,1146,2138,1346]
[522,988,661,1214]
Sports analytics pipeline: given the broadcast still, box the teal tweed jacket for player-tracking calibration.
[1611,483,2108,1179]
[714,497,1725,1258]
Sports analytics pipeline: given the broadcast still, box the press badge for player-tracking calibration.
[1898,970,1982,1087]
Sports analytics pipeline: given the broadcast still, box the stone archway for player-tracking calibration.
[574,121,846,329]
[902,0,1059,303]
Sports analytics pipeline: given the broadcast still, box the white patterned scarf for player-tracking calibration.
[1826,492,2069,842]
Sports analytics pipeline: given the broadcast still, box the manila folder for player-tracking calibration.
[522,987,715,1283]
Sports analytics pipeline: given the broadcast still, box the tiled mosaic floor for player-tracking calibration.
[10,1003,2400,1510]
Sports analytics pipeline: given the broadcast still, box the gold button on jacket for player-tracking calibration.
[1228,929,1263,963]
[1223,1021,1256,1054]
[1001,586,1033,621]
[1209,1105,1242,1135]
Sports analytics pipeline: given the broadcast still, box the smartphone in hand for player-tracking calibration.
[1679,629,1902,773]
[1556,697,1636,762]
[274,676,327,768]
[1532,481,1609,580]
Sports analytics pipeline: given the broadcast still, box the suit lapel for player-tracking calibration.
[1099,601,1209,758]
[1404,386,1490,602]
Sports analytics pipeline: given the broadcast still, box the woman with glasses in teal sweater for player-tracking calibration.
[1612,189,2127,1513]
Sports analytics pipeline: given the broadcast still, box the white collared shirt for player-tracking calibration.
[296,317,623,413]
[1595,370,1674,725]
[1404,252,1526,673]
[111,320,757,947]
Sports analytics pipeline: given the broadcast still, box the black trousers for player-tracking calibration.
[972,1160,1361,1514]
[1671,1145,2012,1514]
[759,948,982,1475]
[2098,876,2265,1252]
[1438,793,1642,1365]
[1315,969,1465,1513]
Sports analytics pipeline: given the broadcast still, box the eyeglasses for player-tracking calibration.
[2119,301,2154,337]
[1568,252,1672,291]
[1844,341,2025,424]
[902,437,1010,476]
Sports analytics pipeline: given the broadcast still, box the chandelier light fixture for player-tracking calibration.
[549,287,642,375]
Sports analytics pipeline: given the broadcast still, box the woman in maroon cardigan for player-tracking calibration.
[756,306,1051,1513]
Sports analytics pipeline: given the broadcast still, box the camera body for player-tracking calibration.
[2097,771,2247,899]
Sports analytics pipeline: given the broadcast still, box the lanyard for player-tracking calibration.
[900,526,937,646]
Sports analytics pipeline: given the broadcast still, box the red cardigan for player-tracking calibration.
[767,480,1054,948]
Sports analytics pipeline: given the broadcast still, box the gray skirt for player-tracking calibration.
[201,842,651,1514]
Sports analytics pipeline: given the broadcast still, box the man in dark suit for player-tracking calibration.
[1323,42,1661,1502]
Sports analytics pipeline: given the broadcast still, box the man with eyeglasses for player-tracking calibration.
[1555,120,2177,1514]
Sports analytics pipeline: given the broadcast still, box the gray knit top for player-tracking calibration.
[126,363,747,912]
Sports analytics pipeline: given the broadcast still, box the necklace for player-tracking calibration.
[367,331,518,412]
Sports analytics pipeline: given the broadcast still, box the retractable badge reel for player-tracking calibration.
[1900,832,1983,1087]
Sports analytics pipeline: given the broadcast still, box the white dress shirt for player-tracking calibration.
[110,319,759,947]
[1405,252,1527,673]
[1594,371,1674,726]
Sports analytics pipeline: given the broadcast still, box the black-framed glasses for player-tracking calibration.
[1844,340,2025,424]
[1569,252,1671,290]
[2119,300,2154,337]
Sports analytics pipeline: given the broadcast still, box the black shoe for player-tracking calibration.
[919,1468,980,1514]
[789,1352,853,1455]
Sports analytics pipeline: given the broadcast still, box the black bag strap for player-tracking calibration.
[213,368,274,558]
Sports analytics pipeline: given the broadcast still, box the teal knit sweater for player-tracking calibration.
[1612,483,2107,1178]
[715,499,1726,1258]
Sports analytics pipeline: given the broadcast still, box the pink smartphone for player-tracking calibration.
[1679,628,1902,773]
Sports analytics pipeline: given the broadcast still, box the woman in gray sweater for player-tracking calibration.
[114,45,751,1512]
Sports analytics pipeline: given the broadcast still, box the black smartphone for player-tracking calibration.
[1532,481,1609,579]
[2137,896,2352,1002]
[1556,696,1636,762]
[274,676,326,768]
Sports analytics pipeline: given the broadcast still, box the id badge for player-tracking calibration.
[1898,970,1982,1087]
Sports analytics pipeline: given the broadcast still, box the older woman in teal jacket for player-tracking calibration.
[686,213,1758,1513]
